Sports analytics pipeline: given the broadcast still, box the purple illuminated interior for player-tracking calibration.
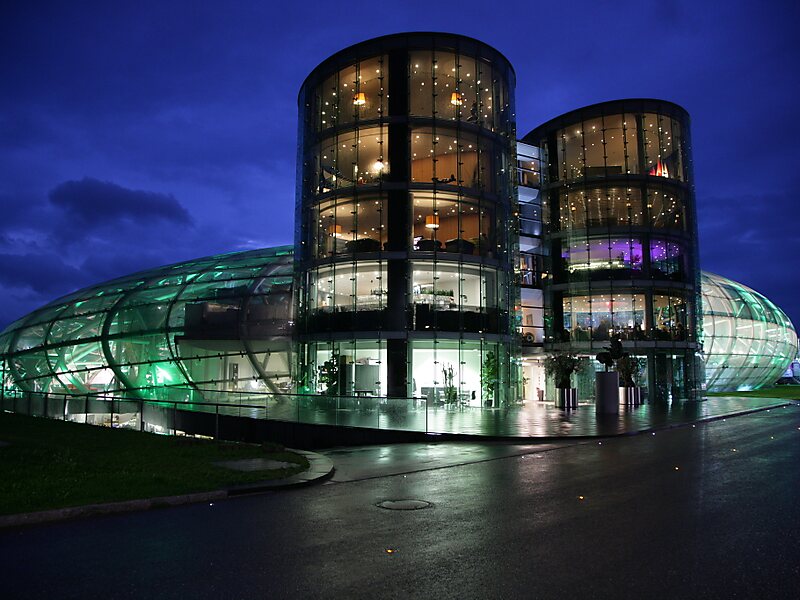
[564,238,643,267]
[650,239,682,261]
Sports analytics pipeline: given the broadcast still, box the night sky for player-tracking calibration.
[2,0,798,331]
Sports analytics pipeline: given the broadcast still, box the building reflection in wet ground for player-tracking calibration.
[246,395,790,438]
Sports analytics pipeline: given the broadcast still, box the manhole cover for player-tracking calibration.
[376,499,433,511]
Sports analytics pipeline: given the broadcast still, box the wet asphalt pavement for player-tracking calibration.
[1,405,798,599]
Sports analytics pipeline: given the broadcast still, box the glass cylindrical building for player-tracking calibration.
[294,33,518,405]
[523,99,702,401]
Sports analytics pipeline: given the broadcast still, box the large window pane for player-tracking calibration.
[562,294,646,341]
[411,191,489,255]
[652,294,688,340]
[650,238,687,281]
[309,261,387,313]
[314,195,386,257]
[558,186,644,230]
[315,126,387,193]
[647,185,687,230]
[315,55,386,131]
[642,113,684,182]
[562,237,643,281]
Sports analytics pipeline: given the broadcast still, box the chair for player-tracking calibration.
[445,238,475,254]
[416,239,442,251]
[344,238,381,253]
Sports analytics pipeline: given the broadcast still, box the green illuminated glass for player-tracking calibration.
[701,272,798,391]
[0,247,295,400]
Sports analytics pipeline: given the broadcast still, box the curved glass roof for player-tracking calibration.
[0,246,294,401]
[701,271,797,392]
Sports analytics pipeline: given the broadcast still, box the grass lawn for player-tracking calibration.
[707,385,800,400]
[0,413,309,516]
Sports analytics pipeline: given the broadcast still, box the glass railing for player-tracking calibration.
[0,387,510,437]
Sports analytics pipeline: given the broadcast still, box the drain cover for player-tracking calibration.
[376,499,433,511]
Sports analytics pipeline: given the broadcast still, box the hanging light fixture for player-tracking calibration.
[425,215,440,229]
[353,92,366,105]
[450,92,463,106]
[327,224,343,237]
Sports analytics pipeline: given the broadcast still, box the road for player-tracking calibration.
[1,405,798,599]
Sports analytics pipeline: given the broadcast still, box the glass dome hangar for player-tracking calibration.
[701,271,797,392]
[0,247,294,401]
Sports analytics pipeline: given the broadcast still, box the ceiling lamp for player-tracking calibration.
[425,215,440,229]
[450,92,463,106]
[353,92,366,106]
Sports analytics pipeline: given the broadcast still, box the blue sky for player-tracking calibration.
[2,0,799,329]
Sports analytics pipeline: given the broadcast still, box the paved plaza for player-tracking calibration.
[232,394,792,438]
[1,403,798,599]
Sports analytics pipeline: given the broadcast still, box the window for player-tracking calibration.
[309,262,387,313]
[411,191,493,256]
[315,55,386,131]
[650,238,687,280]
[642,113,684,182]
[314,126,387,193]
[561,294,647,341]
[313,195,386,257]
[562,237,643,280]
[409,50,504,132]
[558,186,644,230]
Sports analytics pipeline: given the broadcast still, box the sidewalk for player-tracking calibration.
[323,399,798,481]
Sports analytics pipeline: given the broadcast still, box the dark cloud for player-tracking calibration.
[0,252,88,296]
[48,177,192,229]
[698,189,800,327]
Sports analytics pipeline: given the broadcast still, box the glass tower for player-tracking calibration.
[523,100,703,401]
[294,33,518,405]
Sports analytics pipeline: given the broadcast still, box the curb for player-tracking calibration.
[0,448,334,530]
[226,449,335,495]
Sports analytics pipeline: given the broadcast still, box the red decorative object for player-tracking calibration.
[649,159,669,178]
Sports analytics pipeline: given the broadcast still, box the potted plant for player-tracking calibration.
[543,353,580,409]
[317,354,340,396]
[480,351,499,407]
[441,364,458,404]
[616,355,646,405]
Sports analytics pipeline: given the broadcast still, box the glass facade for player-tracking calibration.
[2,36,797,437]
[0,248,294,401]
[525,99,702,402]
[295,33,517,406]
[702,272,797,391]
